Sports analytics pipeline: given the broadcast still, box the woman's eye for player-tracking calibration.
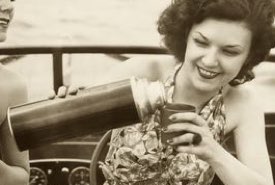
[194,38,208,46]
[223,49,240,56]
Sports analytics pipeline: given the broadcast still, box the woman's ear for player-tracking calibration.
[229,61,255,86]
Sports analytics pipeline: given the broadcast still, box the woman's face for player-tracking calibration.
[0,0,14,42]
[182,18,252,92]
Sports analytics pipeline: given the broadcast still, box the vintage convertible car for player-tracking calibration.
[1,44,275,185]
[2,0,275,184]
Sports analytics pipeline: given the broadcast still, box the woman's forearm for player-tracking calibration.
[210,146,273,185]
[0,160,29,185]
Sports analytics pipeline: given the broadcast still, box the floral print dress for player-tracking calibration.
[99,64,226,185]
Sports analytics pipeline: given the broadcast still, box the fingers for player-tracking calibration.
[169,112,206,127]
[162,113,206,146]
[161,113,219,160]
[162,114,207,147]
[57,86,68,98]
[47,86,69,99]
[56,85,82,98]
[163,112,210,143]
[176,144,196,154]
[47,89,56,99]
[165,122,204,134]
[192,133,202,145]
[67,85,78,95]
[78,85,86,91]
[175,134,204,154]
[168,132,202,146]
[48,85,85,100]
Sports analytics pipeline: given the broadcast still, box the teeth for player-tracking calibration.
[0,21,7,25]
[200,68,216,76]
[0,19,9,25]
[198,67,219,78]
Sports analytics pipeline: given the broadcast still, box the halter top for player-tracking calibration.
[99,64,226,185]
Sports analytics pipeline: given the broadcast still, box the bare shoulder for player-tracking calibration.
[130,55,177,80]
[0,66,27,124]
[0,65,27,106]
[224,84,263,134]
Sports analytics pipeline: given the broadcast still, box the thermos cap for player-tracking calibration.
[131,76,166,122]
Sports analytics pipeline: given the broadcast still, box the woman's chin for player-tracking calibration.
[0,34,7,42]
[193,78,221,93]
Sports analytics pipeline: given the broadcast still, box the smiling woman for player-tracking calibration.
[94,0,275,185]
[1,0,275,185]
[0,0,14,41]
[182,19,252,93]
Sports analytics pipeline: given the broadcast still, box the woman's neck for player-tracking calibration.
[172,71,218,111]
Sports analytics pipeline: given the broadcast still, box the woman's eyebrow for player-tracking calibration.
[195,31,244,49]
[195,32,209,41]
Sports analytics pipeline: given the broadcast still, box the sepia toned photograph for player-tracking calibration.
[0,0,275,185]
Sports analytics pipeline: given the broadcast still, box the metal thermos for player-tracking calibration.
[7,77,166,151]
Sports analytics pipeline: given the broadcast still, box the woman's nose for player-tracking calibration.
[201,48,219,67]
[0,0,13,12]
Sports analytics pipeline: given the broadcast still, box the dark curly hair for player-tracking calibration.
[157,0,275,85]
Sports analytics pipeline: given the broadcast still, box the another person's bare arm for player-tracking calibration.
[0,68,29,185]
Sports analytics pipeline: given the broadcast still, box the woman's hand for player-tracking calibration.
[164,112,221,162]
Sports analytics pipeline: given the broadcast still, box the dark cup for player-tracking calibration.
[161,103,196,145]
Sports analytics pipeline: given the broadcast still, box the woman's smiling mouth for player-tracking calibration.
[197,66,220,79]
[0,18,9,27]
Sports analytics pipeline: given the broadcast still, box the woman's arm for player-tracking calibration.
[93,55,175,85]
[0,70,29,185]
[211,86,273,185]
[165,85,273,185]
